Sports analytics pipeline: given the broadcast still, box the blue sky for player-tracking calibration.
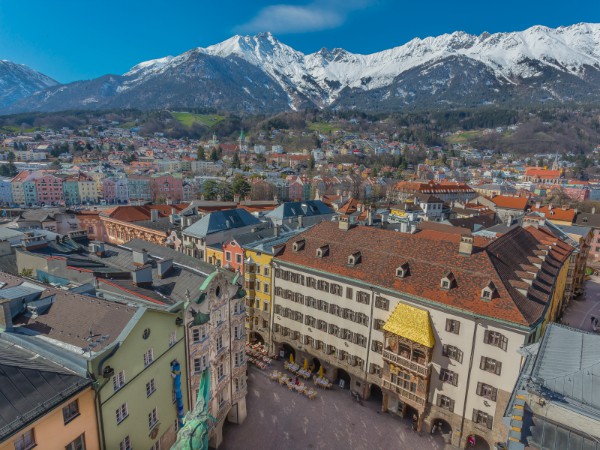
[0,0,598,83]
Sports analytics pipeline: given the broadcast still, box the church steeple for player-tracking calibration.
[551,151,560,171]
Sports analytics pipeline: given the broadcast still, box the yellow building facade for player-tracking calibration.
[244,248,274,348]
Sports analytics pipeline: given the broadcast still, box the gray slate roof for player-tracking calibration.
[533,324,600,410]
[0,339,90,440]
[183,208,261,238]
[266,200,333,220]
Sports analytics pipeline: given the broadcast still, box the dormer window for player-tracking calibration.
[347,251,361,266]
[292,239,305,252]
[316,245,329,258]
[441,272,456,290]
[481,281,497,301]
[395,262,410,278]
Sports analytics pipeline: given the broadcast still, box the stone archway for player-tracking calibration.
[311,357,321,374]
[369,383,383,403]
[465,434,490,450]
[336,368,351,389]
[430,418,452,435]
[281,343,295,361]
[249,331,264,345]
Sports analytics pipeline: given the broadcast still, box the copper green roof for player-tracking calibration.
[383,303,435,348]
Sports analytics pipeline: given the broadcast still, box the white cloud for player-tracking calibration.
[235,0,373,34]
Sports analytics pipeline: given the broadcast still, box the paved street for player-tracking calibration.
[221,363,446,450]
[561,275,600,331]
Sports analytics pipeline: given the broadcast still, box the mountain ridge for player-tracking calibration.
[3,22,600,114]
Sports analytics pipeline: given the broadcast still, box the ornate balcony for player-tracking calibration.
[382,379,426,406]
[383,349,430,377]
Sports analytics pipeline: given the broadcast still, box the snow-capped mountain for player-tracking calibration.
[5,23,600,113]
[0,61,58,109]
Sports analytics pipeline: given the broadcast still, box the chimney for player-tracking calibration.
[535,201,541,209]
[0,299,13,331]
[367,208,373,226]
[157,258,173,279]
[132,265,153,287]
[298,215,303,228]
[94,242,105,257]
[274,225,280,237]
[150,209,159,222]
[133,249,150,266]
[459,235,474,255]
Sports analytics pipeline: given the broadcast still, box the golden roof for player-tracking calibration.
[383,303,435,348]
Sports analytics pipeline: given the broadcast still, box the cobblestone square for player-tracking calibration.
[221,363,446,450]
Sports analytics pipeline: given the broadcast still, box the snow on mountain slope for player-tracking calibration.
[0,60,59,108]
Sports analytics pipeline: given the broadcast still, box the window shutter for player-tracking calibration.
[480,356,486,370]
[472,409,478,422]
[458,349,464,364]
[476,382,482,396]
[492,387,498,401]
[495,361,502,375]
[484,330,490,344]
[445,320,451,332]
[449,399,455,413]
[501,335,508,351]
[456,321,460,334]
[439,369,444,381]
[453,373,458,386]
[436,394,442,407]
[487,416,493,430]
[442,344,448,356]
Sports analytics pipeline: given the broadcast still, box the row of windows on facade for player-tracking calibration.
[274,306,369,347]
[436,395,494,430]
[14,429,85,450]
[245,263,270,276]
[275,288,387,320]
[116,402,159,431]
[275,269,388,308]
[246,280,270,294]
[273,323,368,368]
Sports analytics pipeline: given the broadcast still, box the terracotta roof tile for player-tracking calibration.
[276,222,573,326]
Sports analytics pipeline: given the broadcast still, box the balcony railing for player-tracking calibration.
[383,350,430,376]
[382,379,426,406]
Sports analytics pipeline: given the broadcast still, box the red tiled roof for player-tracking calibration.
[530,205,576,222]
[490,195,529,210]
[275,222,572,326]
[524,168,562,178]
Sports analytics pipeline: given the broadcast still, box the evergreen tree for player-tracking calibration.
[232,152,241,169]
[210,148,219,162]
[197,146,206,161]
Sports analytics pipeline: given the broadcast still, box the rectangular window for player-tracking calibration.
[374,296,388,310]
[356,291,370,305]
[113,371,125,391]
[119,436,131,450]
[146,378,156,397]
[445,319,460,334]
[480,356,502,375]
[192,328,200,343]
[373,319,385,331]
[436,394,455,412]
[65,434,85,450]
[13,430,35,450]
[371,340,383,353]
[217,363,224,380]
[442,345,463,364]
[225,251,231,262]
[346,287,353,299]
[472,409,493,429]
[169,331,177,347]
[144,349,154,367]
[62,399,80,424]
[236,254,242,264]
[116,403,129,424]
[439,368,458,386]
[216,335,223,351]
[476,382,498,401]
[484,330,508,350]
[148,407,159,430]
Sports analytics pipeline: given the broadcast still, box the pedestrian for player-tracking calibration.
[431,424,437,435]
[468,435,476,447]
[591,316,596,326]
[412,414,418,431]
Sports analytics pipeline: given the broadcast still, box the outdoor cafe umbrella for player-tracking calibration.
[303,358,308,370]
[318,366,324,378]
[290,353,294,364]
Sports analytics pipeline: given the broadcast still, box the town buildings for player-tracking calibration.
[270,221,572,449]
